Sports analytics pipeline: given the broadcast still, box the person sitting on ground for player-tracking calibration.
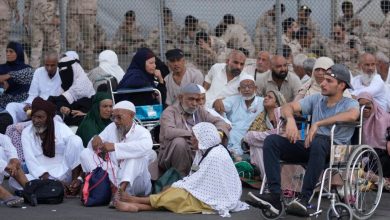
[47,53,95,126]
[214,74,264,156]
[249,64,359,217]
[117,47,167,106]
[357,92,390,188]
[21,97,84,196]
[158,83,230,177]
[5,51,61,124]
[76,92,113,147]
[80,101,156,204]
[116,122,249,217]
[0,41,34,110]
[243,90,286,178]
[87,50,125,91]
[0,133,28,207]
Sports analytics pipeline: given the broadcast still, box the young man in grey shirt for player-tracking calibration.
[249,64,359,216]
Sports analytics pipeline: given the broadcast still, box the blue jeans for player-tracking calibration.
[263,134,331,199]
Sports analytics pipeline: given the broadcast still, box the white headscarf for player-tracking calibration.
[172,122,249,217]
[98,50,125,83]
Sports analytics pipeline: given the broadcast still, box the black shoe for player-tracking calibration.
[247,192,282,215]
[287,195,314,217]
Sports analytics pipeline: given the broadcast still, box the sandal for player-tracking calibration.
[3,196,24,207]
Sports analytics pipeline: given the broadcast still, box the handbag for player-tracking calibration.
[23,179,64,206]
[81,153,114,207]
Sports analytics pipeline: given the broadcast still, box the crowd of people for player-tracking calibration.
[1,0,390,218]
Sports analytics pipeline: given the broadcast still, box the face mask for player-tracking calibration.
[272,70,288,80]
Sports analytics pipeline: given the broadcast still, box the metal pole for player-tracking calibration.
[297,0,302,15]
[158,0,166,61]
[59,0,68,53]
[275,0,282,55]
[331,0,337,29]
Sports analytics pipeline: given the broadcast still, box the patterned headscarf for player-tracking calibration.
[192,122,221,150]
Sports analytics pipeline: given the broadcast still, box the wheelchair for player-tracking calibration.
[252,106,384,220]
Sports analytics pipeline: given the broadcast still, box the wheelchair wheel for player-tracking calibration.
[344,145,383,220]
[259,202,285,220]
[326,203,352,220]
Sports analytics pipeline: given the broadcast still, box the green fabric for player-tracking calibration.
[235,161,254,179]
[153,168,183,194]
[76,92,112,147]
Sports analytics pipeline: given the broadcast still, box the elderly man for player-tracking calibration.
[293,53,310,84]
[0,133,28,206]
[158,83,230,176]
[5,51,61,123]
[250,64,359,216]
[203,50,247,109]
[164,49,204,106]
[80,101,156,197]
[256,55,302,102]
[215,74,264,156]
[351,53,389,111]
[375,51,390,84]
[21,97,83,195]
[244,51,271,81]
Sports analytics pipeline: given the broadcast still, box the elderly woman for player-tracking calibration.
[243,90,286,178]
[0,42,34,110]
[87,50,125,91]
[76,92,113,147]
[358,92,390,186]
[116,122,248,217]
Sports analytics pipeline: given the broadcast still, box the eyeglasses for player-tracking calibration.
[240,84,256,89]
[110,114,127,122]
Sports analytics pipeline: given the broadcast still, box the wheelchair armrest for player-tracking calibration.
[334,121,360,127]
[114,87,155,94]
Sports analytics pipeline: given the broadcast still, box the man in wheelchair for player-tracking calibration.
[249,64,360,216]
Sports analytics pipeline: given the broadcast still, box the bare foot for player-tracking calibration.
[119,190,136,203]
[116,201,139,212]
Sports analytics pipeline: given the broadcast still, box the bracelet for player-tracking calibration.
[77,176,84,183]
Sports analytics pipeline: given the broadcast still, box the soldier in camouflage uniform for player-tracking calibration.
[328,22,364,75]
[111,10,144,55]
[336,1,363,37]
[67,0,97,70]
[145,7,180,56]
[365,0,390,56]
[24,0,60,68]
[293,27,330,58]
[254,4,285,54]
[297,5,320,38]
[0,0,18,64]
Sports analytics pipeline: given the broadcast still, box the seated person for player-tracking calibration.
[21,97,84,196]
[6,51,61,124]
[158,83,230,176]
[357,92,390,185]
[0,133,28,207]
[214,74,264,156]
[116,122,249,217]
[76,92,113,147]
[249,64,359,216]
[0,41,34,110]
[117,48,167,106]
[48,53,95,126]
[87,50,125,91]
[244,90,286,177]
[80,101,156,199]
[177,15,209,58]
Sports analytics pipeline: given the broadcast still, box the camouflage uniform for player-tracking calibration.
[177,21,210,60]
[220,24,255,58]
[0,0,18,64]
[364,13,390,56]
[298,18,320,37]
[94,22,108,53]
[67,0,97,69]
[254,12,276,54]
[111,21,144,54]
[145,22,180,56]
[328,35,364,75]
[336,15,363,37]
[192,36,228,75]
[25,0,60,68]
[294,37,331,58]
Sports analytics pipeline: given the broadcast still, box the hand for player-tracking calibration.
[40,172,50,180]
[91,135,103,151]
[23,104,31,112]
[71,110,86,117]
[285,118,299,144]
[199,39,211,51]
[154,70,164,83]
[304,122,319,148]
[60,106,71,115]
[102,142,115,152]
[5,159,20,176]
[212,99,225,114]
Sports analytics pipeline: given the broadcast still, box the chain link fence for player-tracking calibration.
[2,0,389,74]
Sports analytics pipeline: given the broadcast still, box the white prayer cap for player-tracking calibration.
[197,85,206,94]
[64,51,80,60]
[113,101,136,113]
[239,73,255,83]
[181,83,203,94]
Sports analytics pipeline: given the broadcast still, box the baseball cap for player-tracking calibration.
[326,64,353,90]
[300,5,312,15]
[165,49,184,61]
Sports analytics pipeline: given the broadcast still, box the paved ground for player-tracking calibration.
[2,186,390,220]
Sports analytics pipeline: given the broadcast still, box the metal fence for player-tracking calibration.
[2,0,389,74]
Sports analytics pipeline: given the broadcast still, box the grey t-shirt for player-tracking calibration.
[299,93,359,144]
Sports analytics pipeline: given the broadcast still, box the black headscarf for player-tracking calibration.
[0,41,30,74]
[58,57,77,91]
[31,97,57,158]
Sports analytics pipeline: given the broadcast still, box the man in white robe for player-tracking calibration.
[6,51,62,123]
[21,97,84,195]
[80,100,156,198]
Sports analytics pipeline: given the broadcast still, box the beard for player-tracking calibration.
[116,124,131,140]
[229,68,242,77]
[33,125,47,135]
[182,105,198,114]
[272,70,288,80]
[360,71,375,86]
[242,93,256,101]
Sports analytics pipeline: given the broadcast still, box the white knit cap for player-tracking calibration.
[239,73,255,83]
[197,84,206,94]
[313,57,334,70]
[113,101,136,113]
